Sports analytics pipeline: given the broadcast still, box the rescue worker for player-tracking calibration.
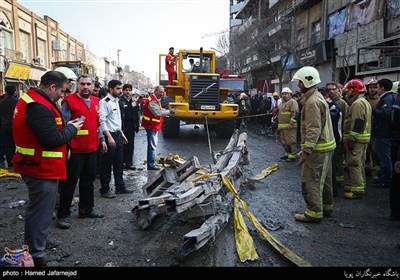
[327,82,349,189]
[343,79,372,199]
[236,92,250,129]
[364,78,379,176]
[57,74,107,229]
[277,87,298,162]
[270,92,281,133]
[142,85,176,170]
[292,66,336,223]
[12,71,83,266]
[165,47,177,85]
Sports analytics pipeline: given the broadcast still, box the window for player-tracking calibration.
[311,21,321,45]
[19,30,32,63]
[296,28,306,50]
[0,28,14,50]
[37,38,47,65]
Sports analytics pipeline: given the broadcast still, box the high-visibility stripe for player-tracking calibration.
[17,145,62,158]
[16,146,35,156]
[77,129,89,135]
[305,209,323,219]
[42,151,63,158]
[278,124,290,128]
[143,116,161,123]
[21,94,34,104]
[301,139,336,151]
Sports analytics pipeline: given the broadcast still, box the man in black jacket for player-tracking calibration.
[0,85,18,169]
[119,84,140,170]
[372,79,396,188]
[12,71,83,266]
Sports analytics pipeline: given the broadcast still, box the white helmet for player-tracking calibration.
[53,67,77,81]
[392,81,399,92]
[292,66,321,88]
[281,87,292,94]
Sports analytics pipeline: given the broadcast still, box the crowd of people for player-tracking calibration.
[0,68,174,266]
[232,66,400,224]
[1,64,400,265]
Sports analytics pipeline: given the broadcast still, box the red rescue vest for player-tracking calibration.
[141,94,163,132]
[63,93,100,153]
[12,88,68,179]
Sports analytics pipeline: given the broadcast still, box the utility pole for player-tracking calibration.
[117,49,122,80]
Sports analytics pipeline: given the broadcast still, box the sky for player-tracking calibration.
[18,0,230,83]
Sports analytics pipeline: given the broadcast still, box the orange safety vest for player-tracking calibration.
[12,88,68,179]
[63,93,100,153]
[141,94,163,132]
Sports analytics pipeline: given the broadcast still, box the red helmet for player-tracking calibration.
[344,79,365,95]
[365,78,378,86]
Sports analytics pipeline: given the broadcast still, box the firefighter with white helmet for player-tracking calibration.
[343,79,371,199]
[291,66,336,223]
[277,87,298,162]
[53,67,77,96]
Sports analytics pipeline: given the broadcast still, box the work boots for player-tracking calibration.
[344,192,363,199]
[294,213,321,223]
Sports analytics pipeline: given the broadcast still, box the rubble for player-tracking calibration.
[132,130,248,256]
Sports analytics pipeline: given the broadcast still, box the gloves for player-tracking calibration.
[346,140,355,151]
[169,108,177,115]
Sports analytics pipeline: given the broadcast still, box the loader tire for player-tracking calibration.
[215,120,235,138]
[162,118,180,138]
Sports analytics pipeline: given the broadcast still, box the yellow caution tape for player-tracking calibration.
[0,168,21,178]
[192,172,311,266]
[234,198,258,262]
[251,163,279,181]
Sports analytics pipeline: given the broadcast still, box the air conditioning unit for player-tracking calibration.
[36,56,44,65]
[14,51,24,61]
[52,40,61,51]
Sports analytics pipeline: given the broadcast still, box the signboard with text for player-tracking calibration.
[5,63,31,80]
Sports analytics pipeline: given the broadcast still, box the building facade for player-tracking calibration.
[230,0,400,93]
[0,0,119,94]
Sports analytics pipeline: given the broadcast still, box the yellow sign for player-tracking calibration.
[5,63,31,80]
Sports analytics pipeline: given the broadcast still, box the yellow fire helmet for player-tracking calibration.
[292,66,321,88]
[272,92,279,97]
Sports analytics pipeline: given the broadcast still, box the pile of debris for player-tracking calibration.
[132,130,249,256]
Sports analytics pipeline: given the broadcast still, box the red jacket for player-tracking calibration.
[63,93,100,153]
[165,53,176,72]
[12,89,68,179]
[141,94,163,132]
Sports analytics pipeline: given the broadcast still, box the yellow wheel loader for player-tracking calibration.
[159,48,238,138]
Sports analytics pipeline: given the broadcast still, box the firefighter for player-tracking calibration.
[292,66,336,223]
[277,87,298,162]
[343,79,372,199]
[165,47,177,85]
